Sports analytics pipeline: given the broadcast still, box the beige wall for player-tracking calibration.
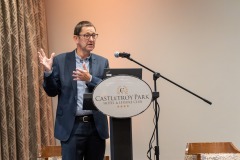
[45,0,240,159]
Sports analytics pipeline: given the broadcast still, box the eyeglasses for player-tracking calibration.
[78,33,98,40]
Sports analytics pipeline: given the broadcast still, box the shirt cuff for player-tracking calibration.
[44,70,52,77]
[89,75,92,82]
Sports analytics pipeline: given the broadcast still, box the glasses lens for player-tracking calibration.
[91,34,98,39]
[80,34,98,39]
[84,34,90,39]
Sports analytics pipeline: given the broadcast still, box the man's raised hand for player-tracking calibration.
[38,48,55,72]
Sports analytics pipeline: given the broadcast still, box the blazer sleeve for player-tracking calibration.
[43,57,61,97]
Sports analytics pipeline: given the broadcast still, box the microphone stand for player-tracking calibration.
[122,55,212,160]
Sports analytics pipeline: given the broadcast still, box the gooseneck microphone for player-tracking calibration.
[114,52,131,58]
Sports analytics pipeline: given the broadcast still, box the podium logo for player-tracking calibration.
[117,86,128,94]
[93,75,152,118]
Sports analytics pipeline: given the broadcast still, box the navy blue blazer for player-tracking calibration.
[43,50,109,141]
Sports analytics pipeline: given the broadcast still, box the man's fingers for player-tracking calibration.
[38,48,55,60]
[38,49,47,62]
[82,63,88,71]
[39,48,45,57]
[76,68,87,73]
[50,52,56,59]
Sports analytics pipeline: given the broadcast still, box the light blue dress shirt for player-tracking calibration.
[75,52,92,116]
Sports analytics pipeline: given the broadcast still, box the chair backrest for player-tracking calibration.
[38,146,61,159]
[185,142,240,154]
[38,145,110,160]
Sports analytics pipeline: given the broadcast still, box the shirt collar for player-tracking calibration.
[75,50,91,62]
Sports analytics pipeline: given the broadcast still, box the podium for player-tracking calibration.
[104,68,142,160]
[90,68,152,160]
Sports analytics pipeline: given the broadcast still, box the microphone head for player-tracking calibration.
[114,51,120,58]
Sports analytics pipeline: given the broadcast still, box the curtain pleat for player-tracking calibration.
[0,0,55,160]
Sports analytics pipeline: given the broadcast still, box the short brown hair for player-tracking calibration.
[74,21,96,35]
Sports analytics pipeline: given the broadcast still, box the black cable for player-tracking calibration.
[147,100,160,160]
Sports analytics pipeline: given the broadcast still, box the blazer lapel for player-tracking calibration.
[65,51,77,94]
[89,54,97,76]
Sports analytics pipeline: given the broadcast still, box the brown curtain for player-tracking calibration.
[0,0,55,160]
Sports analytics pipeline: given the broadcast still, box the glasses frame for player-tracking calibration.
[78,33,98,40]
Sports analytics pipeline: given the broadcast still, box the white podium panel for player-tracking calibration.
[93,75,152,118]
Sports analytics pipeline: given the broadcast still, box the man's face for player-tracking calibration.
[76,26,97,53]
